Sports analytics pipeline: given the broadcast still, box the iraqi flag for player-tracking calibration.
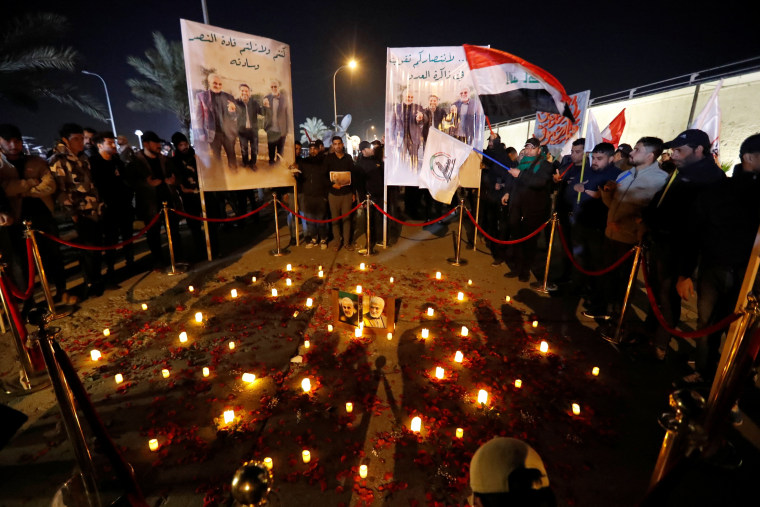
[419,128,472,204]
[463,44,574,123]
[601,109,626,148]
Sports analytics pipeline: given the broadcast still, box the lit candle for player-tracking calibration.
[114,373,124,384]
[457,292,464,301]
[263,457,273,470]
[223,409,234,424]
[229,341,235,350]
[103,328,110,337]
[286,278,292,286]
[532,320,538,328]
[242,373,256,383]
[468,279,473,285]
[346,402,353,413]
[354,327,362,338]
[572,403,581,416]
[389,276,394,283]
[230,289,238,298]
[318,265,323,271]
[293,311,299,318]
[356,285,362,294]
[90,349,101,361]
[202,367,210,377]
[161,369,170,378]
[461,326,469,337]
[592,367,600,377]
[301,378,311,392]
[188,285,194,292]
[477,389,488,405]
[539,341,549,354]
[304,340,310,349]
[435,271,441,280]
[410,416,422,432]
[306,297,313,307]
[359,464,368,478]
[286,264,292,271]
[148,439,159,452]
[302,450,311,463]
[505,296,511,302]
[421,328,429,339]
[252,276,257,282]
[514,379,522,389]
[195,312,203,323]
[179,331,188,343]
[454,351,463,363]
[318,270,324,278]
[435,367,444,379]
[427,307,434,316]
[141,303,148,310]
[327,324,333,332]
[271,288,278,297]
[360,262,366,270]
[455,428,464,439]
[387,332,393,340]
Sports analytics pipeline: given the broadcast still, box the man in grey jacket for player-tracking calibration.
[598,137,668,324]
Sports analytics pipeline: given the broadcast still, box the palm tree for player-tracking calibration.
[299,117,330,145]
[126,32,190,134]
[0,12,105,120]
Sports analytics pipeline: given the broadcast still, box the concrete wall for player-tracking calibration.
[494,71,760,167]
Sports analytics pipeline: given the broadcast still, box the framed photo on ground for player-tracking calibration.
[331,290,396,335]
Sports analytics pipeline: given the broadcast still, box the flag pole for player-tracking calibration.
[576,109,591,204]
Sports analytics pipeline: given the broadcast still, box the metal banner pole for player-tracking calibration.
[536,213,558,294]
[603,243,642,345]
[199,187,212,262]
[447,200,468,266]
[293,182,300,247]
[473,186,481,251]
[23,221,65,319]
[270,193,288,257]
[162,202,182,275]
[363,193,374,256]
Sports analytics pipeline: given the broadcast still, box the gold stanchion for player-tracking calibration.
[447,200,468,266]
[270,193,289,257]
[602,243,642,345]
[362,193,374,257]
[23,221,67,320]
[162,202,187,275]
[293,182,300,247]
[535,213,558,294]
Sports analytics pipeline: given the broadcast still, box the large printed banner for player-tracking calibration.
[533,90,589,155]
[385,47,485,188]
[181,19,295,191]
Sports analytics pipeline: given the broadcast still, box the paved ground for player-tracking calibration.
[1,209,758,506]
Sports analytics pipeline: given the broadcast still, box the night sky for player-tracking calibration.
[4,0,758,148]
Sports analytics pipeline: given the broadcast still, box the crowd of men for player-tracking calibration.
[1,120,759,388]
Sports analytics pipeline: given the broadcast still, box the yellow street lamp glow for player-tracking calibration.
[179,331,188,343]
[359,464,368,478]
[301,378,311,392]
[348,59,357,69]
[114,373,124,384]
[410,416,422,432]
[90,349,101,361]
[477,389,488,405]
[263,457,273,470]
[223,409,235,424]
[592,367,600,376]
[242,373,256,383]
[454,351,463,363]
[539,341,549,354]
[195,312,203,323]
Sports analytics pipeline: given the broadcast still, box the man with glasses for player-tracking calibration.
[503,138,554,282]
[262,79,291,165]
[450,86,483,144]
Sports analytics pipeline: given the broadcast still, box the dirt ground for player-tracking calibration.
[1,212,758,506]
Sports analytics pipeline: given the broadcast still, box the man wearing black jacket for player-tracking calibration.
[354,141,384,253]
[325,136,356,251]
[504,138,554,282]
[643,129,725,362]
[299,141,330,249]
[481,134,514,266]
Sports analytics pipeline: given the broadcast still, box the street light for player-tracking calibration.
[333,59,357,131]
[135,130,143,150]
[81,70,117,137]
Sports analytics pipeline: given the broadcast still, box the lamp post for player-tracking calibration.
[333,60,357,131]
[135,130,143,150]
[81,70,117,137]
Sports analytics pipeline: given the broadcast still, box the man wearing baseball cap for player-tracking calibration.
[468,437,556,506]
[643,129,724,365]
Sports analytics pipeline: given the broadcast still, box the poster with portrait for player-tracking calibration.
[385,46,485,189]
[181,19,295,191]
[533,90,590,157]
[331,290,396,334]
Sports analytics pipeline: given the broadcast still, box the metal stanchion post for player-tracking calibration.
[363,194,374,257]
[30,310,102,507]
[162,202,187,275]
[270,193,289,257]
[23,221,67,320]
[602,243,642,345]
[535,213,558,294]
[447,200,468,266]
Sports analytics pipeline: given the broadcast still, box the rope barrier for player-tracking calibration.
[279,200,363,224]
[372,202,458,227]
[556,223,635,276]
[641,261,742,339]
[5,237,36,301]
[172,200,271,223]
[0,275,28,338]
[464,208,549,245]
[38,212,162,251]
